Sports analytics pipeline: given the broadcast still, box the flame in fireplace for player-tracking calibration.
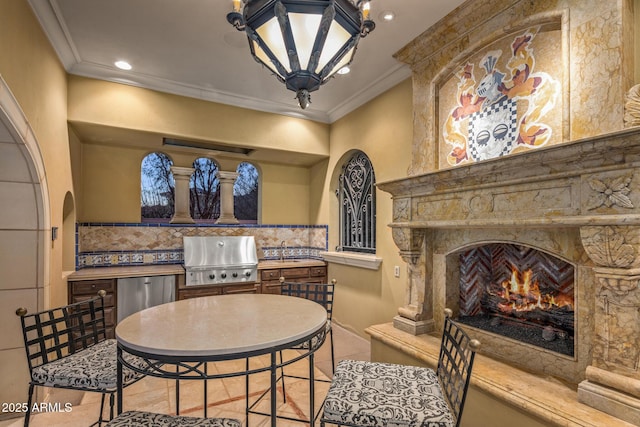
[492,267,573,313]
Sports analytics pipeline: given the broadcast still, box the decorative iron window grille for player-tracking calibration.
[338,152,376,253]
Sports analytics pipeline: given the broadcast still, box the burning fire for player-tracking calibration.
[491,267,573,313]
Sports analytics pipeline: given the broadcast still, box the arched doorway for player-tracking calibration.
[0,77,49,417]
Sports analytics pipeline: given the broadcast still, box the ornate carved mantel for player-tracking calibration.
[377,128,640,424]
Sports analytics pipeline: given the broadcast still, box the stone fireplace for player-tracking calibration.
[374,0,639,424]
[378,129,640,424]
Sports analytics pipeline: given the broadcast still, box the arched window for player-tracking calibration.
[190,157,220,220]
[234,162,259,223]
[141,152,175,221]
[338,151,376,253]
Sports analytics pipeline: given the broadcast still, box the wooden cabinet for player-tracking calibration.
[260,264,327,294]
[176,274,260,300]
[68,279,117,339]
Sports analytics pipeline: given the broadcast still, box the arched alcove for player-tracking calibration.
[62,191,75,272]
[0,77,49,414]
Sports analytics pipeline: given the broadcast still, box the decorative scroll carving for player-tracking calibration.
[625,84,640,128]
[587,174,634,210]
[581,226,636,268]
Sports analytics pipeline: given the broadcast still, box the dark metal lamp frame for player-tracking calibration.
[227,0,375,108]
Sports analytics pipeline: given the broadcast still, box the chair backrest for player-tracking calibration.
[279,278,335,321]
[436,309,480,427]
[16,292,108,372]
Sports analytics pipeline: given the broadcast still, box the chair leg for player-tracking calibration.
[329,329,335,374]
[279,350,287,403]
[24,384,34,427]
[98,393,106,426]
[109,392,115,420]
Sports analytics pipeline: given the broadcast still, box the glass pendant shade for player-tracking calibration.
[228,0,374,109]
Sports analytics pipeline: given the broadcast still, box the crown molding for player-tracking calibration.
[28,0,410,124]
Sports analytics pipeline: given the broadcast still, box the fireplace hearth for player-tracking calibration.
[456,243,575,356]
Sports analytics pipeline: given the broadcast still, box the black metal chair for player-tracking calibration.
[16,291,146,427]
[279,278,336,372]
[320,309,480,427]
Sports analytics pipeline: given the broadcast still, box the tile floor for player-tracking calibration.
[1,324,369,427]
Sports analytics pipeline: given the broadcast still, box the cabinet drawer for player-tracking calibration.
[261,269,281,281]
[281,267,310,279]
[72,293,114,307]
[261,281,282,295]
[177,286,223,300]
[310,266,327,277]
[222,283,261,294]
[71,279,115,295]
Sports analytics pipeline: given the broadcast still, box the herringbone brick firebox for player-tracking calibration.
[457,243,575,356]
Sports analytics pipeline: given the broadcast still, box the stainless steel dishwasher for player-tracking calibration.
[117,275,175,322]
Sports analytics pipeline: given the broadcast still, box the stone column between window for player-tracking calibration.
[216,170,239,224]
[170,166,195,224]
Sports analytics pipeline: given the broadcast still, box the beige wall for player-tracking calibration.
[68,76,330,156]
[311,79,414,336]
[260,162,310,224]
[0,0,70,413]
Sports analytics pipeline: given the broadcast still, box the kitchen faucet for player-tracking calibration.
[280,241,286,262]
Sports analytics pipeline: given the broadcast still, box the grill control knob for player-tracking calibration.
[209,274,215,280]
[221,273,227,279]
[245,271,251,277]
[232,272,238,278]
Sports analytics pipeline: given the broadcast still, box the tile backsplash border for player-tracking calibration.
[76,223,328,269]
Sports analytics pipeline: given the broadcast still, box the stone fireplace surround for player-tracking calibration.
[376,128,640,425]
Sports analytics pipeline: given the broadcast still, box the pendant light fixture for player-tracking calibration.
[227,0,375,109]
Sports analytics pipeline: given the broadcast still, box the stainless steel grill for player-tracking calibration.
[183,236,258,286]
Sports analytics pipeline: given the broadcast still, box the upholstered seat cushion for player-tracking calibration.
[104,411,242,427]
[31,339,146,390]
[322,360,455,427]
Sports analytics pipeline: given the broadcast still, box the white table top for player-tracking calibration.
[115,294,328,358]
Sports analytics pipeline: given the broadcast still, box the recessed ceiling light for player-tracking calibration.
[115,60,132,70]
[337,66,351,75]
[380,10,395,21]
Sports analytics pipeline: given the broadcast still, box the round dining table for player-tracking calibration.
[116,293,328,426]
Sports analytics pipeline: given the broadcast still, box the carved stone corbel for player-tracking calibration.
[390,227,435,334]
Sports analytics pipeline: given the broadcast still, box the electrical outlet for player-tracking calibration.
[394,265,400,278]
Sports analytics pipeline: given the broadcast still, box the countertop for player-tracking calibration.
[68,259,326,281]
[68,264,185,281]
[257,259,326,269]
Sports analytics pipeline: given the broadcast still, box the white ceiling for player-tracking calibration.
[29,0,466,124]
